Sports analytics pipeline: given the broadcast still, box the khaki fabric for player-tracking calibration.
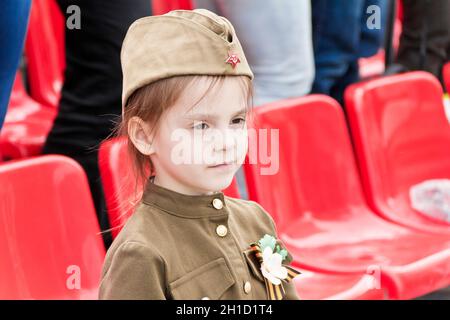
[121,9,254,107]
[99,181,300,300]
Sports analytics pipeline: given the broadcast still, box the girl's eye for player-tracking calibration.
[231,117,246,126]
[192,122,209,130]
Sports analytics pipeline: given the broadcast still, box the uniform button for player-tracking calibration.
[201,296,210,300]
[216,224,228,237]
[243,281,252,294]
[212,198,223,210]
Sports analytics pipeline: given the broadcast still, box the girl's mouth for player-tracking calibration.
[208,162,234,170]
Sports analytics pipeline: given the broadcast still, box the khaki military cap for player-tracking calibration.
[121,9,254,107]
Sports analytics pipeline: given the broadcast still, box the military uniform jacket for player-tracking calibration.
[99,181,300,300]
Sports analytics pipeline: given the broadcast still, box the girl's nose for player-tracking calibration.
[223,128,237,151]
[208,127,235,153]
[215,127,238,153]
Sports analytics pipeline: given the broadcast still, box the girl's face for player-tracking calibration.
[138,76,249,195]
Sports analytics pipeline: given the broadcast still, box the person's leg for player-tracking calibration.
[359,0,388,58]
[193,0,219,12]
[196,0,315,106]
[331,0,387,105]
[329,60,360,108]
[397,0,450,79]
[0,0,31,129]
[311,0,365,102]
[44,0,151,249]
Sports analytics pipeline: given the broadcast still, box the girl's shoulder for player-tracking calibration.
[224,196,277,233]
[103,202,164,259]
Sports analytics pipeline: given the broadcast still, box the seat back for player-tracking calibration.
[24,0,65,109]
[0,0,31,129]
[152,0,193,15]
[345,71,450,220]
[243,95,367,232]
[99,137,241,238]
[444,63,450,93]
[0,155,105,299]
[0,72,57,161]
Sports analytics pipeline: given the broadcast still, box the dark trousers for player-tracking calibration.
[397,0,450,84]
[0,0,31,129]
[311,0,388,105]
[42,0,151,250]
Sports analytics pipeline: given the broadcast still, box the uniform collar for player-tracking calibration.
[141,178,228,218]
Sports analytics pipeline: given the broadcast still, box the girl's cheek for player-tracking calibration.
[168,127,249,165]
[235,131,249,164]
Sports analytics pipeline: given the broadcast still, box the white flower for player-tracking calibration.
[260,246,288,285]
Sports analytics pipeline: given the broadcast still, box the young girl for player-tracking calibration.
[99,8,301,300]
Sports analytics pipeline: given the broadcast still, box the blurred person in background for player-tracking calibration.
[42,0,151,249]
[0,0,31,129]
[311,0,388,105]
[393,0,450,86]
[195,0,315,106]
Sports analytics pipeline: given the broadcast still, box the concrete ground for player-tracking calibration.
[416,286,450,300]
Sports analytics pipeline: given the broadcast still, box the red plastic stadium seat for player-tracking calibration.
[98,137,139,238]
[243,95,450,299]
[294,271,384,300]
[444,63,450,93]
[346,71,450,234]
[0,155,105,299]
[0,0,63,160]
[0,73,56,160]
[152,0,193,15]
[25,0,65,109]
[99,137,241,239]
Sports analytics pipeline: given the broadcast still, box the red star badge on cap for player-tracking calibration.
[225,52,240,69]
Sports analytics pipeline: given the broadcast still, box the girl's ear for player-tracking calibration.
[128,116,156,156]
